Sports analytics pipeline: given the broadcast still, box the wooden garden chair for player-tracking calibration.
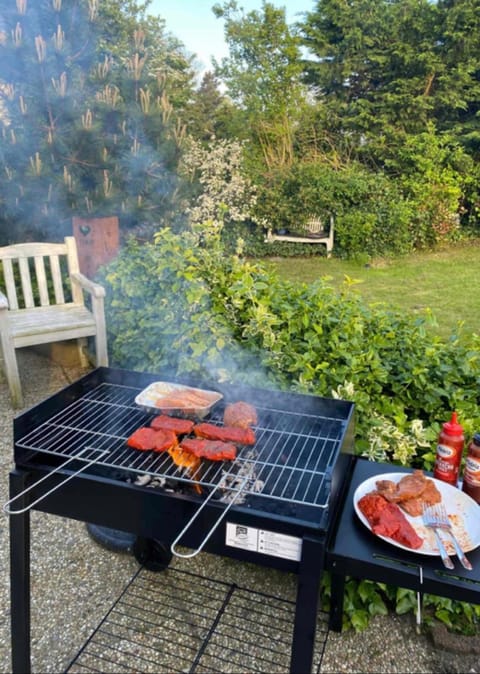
[0,236,108,408]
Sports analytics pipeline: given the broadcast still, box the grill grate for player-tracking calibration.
[16,382,347,511]
[65,567,329,674]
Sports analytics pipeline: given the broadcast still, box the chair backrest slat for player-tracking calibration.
[34,256,50,306]
[0,239,77,310]
[19,258,34,308]
[49,254,65,304]
[65,236,82,304]
[2,258,19,310]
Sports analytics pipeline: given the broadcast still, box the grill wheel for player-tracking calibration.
[133,537,173,572]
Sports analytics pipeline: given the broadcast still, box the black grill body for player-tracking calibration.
[9,367,355,674]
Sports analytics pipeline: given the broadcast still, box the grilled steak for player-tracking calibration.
[193,423,255,445]
[399,479,442,517]
[377,471,428,503]
[180,438,237,461]
[223,402,258,429]
[150,415,195,435]
[375,471,441,517]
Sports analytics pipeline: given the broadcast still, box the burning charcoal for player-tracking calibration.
[150,477,167,489]
[219,459,263,504]
[252,479,265,493]
[134,474,152,487]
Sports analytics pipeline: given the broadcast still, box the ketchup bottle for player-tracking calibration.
[462,433,480,504]
[433,412,465,486]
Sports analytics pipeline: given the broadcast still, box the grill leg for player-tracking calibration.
[9,471,31,674]
[328,568,345,632]
[290,535,324,674]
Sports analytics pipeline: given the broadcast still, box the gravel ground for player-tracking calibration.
[0,347,474,673]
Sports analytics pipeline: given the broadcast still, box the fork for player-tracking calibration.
[423,505,454,569]
[427,503,473,571]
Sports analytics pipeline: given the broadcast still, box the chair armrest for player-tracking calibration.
[71,272,106,299]
[0,289,9,310]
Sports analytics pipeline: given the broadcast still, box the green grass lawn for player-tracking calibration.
[268,238,480,341]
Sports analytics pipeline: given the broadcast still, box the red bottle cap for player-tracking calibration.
[443,411,463,436]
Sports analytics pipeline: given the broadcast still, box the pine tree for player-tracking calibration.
[0,0,194,243]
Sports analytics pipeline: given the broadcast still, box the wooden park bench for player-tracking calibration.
[0,236,108,408]
[265,214,335,257]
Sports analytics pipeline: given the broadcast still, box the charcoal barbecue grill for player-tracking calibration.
[6,366,355,674]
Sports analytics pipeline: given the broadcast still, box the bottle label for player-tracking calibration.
[464,456,480,486]
[436,444,455,459]
[434,444,461,483]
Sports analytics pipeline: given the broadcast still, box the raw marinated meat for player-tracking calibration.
[193,423,255,446]
[156,388,217,410]
[180,438,237,462]
[358,492,424,550]
[150,415,194,435]
[127,427,177,453]
[127,427,160,451]
[223,402,258,429]
[358,492,389,520]
[152,429,178,453]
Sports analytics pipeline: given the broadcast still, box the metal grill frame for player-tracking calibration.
[13,367,355,523]
[9,367,355,674]
[66,566,330,674]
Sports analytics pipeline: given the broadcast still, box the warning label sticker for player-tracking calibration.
[225,522,302,562]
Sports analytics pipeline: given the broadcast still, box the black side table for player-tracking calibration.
[327,459,480,631]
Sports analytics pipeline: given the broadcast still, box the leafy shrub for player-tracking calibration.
[384,125,467,248]
[101,226,480,632]
[253,160,415,258]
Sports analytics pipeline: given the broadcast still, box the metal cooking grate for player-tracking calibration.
[65,567,329,674]
[16,382,346,510]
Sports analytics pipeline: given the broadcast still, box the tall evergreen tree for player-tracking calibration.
[184,71,234,143]
[300,0,480,154]
[0,0,195,243]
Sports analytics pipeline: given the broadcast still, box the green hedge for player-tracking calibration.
[252,162,416,259]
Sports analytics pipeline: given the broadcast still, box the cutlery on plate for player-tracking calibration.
[423,505,454,570]
[425,503,472,571]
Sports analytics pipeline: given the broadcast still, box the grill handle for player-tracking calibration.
[3,448,109,515]
[170,475,250,559]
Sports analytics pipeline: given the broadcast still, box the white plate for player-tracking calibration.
[135,381,222,419]
[354,472,480,556]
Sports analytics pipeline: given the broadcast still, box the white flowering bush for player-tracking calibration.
[331,381,431,466]
[179,137,257,227]
[363,414,431,465]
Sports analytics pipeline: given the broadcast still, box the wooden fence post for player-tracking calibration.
[72,216,119,278]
